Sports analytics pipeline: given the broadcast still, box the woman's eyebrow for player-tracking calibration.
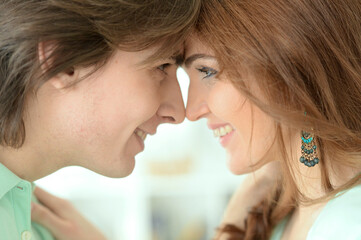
[184,54,216,68]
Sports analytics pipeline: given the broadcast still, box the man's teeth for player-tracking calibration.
[213,125,234,137]
[135,129,147,141]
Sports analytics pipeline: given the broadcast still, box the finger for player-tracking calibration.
[31,202,68,237]
[34,187,72,218]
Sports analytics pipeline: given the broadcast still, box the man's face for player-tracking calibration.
[24,46,185,178]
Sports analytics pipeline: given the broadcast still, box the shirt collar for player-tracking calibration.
[0,163,22,199]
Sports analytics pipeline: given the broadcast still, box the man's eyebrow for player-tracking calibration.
[184,54,216,68]
[171,53,184,65]
[138,52,183,68]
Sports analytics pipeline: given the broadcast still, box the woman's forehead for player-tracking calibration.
[184,36,214,58]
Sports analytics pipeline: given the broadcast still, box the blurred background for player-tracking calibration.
[35,68,244,240]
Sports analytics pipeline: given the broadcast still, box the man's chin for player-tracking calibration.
[91,157,136,178]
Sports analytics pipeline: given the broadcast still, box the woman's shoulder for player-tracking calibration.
[307,184,361,240]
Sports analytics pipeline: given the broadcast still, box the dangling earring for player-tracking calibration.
[299,130,319,167]
[299,112,319,167]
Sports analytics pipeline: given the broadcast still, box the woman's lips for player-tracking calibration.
[209,124,235,147]
[219,130,235,147]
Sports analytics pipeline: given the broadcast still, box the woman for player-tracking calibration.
[184,0,361,239]
[0,0,200,239]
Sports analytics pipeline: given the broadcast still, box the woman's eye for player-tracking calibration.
[157,63,171,73]
[197,66,218,79]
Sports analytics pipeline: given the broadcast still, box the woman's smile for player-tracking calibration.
[209,123,235,147]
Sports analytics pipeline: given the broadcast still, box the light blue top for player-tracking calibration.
[0,163,54,240]
[270,184,361,240]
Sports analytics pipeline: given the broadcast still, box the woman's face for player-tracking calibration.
[26,46,185,178]
[184,36,276,174]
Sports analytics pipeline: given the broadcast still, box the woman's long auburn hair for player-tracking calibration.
[193,0,361,239]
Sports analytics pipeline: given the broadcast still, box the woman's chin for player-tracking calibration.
[227,158,250,175]
[226,155,253,175]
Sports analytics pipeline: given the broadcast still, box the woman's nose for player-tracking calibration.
[186,82,209,121]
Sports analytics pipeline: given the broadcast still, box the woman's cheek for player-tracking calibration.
[208,81,246,118]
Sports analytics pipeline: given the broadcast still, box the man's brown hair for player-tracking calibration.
[0,0,200,147]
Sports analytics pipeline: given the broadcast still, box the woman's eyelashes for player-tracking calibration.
[196,66,218,79]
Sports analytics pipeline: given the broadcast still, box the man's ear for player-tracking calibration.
[38,41,78,89]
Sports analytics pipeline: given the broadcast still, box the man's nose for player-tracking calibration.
[157,73,185,124]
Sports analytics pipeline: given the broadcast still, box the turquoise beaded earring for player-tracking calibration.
[299,130,319,167]
[299,112,319,167]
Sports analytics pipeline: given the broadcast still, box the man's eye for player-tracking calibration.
[158,63,171,72]
[197,67,218,79]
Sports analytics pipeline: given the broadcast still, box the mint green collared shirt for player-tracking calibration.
[270,184,361,240]
[0,163,54,240]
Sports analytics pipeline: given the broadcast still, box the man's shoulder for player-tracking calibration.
[0,196,20,240]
